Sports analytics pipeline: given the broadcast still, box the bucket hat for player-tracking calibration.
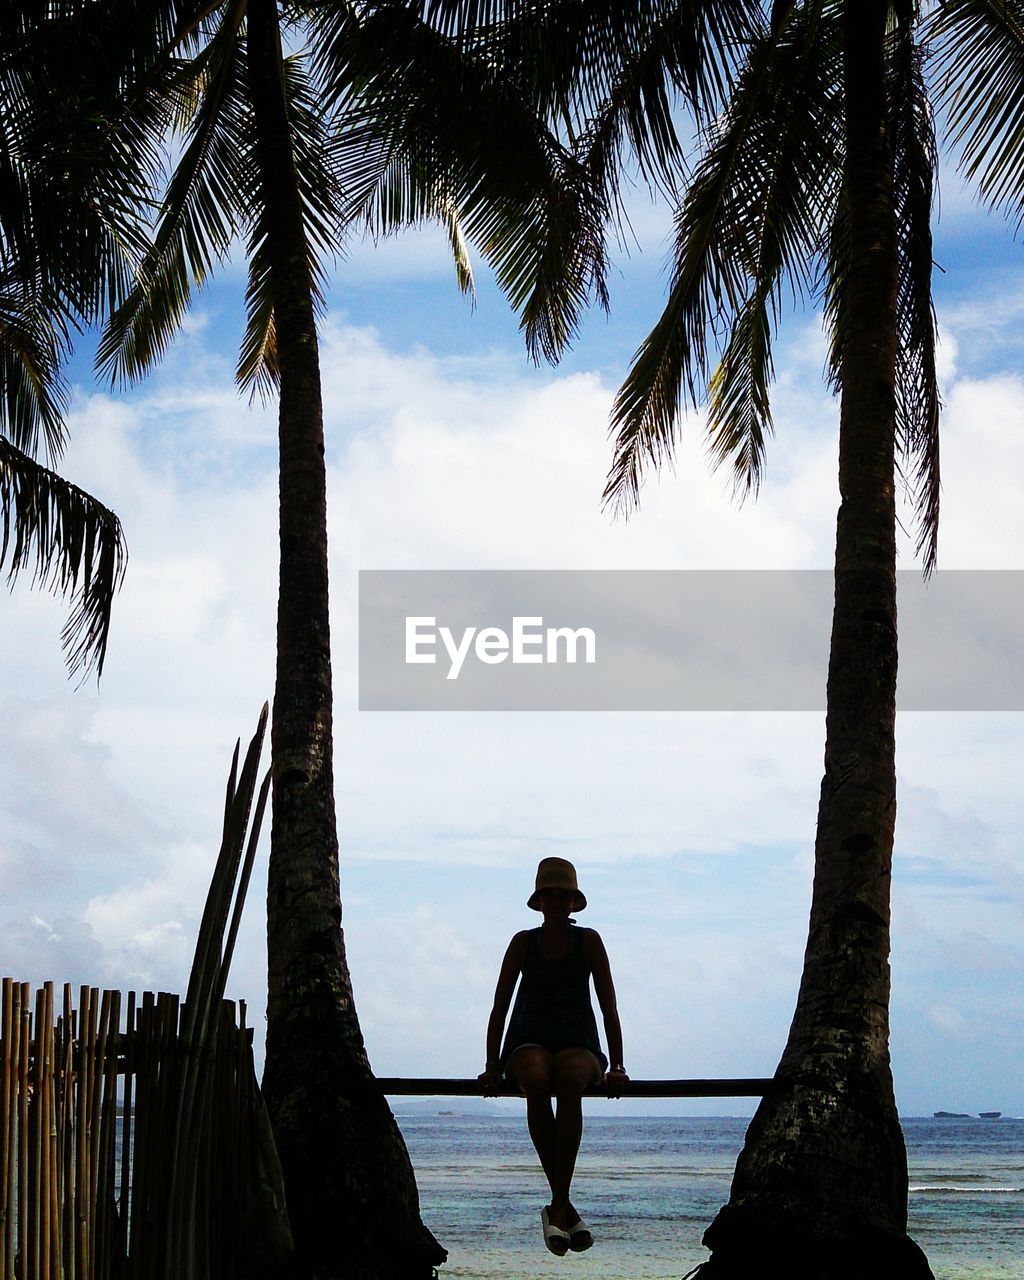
[528,857,587,912]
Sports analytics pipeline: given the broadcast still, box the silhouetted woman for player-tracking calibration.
[478,857,628,1255]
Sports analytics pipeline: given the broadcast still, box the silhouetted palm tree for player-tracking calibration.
[78,1,604,1273]
[469,1,939,1273]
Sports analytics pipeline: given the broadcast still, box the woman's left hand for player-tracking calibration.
[604,1066,629,1099]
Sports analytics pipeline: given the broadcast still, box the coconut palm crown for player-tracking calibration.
[0,7,141,678]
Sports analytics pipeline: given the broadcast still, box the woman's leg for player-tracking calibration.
[549,1048,602,1229]
[505,1046,557,1191]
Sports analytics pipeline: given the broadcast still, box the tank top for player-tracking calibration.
[499,926,607,1070]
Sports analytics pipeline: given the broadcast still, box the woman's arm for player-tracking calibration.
[587,930,628,1097]
[478,931,527,1092]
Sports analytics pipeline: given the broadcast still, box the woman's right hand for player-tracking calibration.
[477,1065,502,1096]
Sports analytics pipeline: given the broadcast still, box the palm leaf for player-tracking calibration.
[323,2,609,363]
[237,49,342,398]
[522,0,764,223]
[890,10,940,572]
[96,0,252,386]
[492,0,760,131]
[929,0,1024,221]
[2,1,174,326]
[706,4,840,495]
[606,4,840,510]
[0,434,126,679]
[0,280,70,462]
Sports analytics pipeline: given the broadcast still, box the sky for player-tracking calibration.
[1,140,1022,1120]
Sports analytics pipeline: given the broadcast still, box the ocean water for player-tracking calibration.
[396,1114,1024,1280]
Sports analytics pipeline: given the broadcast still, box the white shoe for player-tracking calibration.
[568,1215,594,1252]
[541,1206,570,1256]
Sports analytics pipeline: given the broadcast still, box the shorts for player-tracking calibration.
[502,1040,608,1081]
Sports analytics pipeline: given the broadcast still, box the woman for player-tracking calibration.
[478,857,628,1255]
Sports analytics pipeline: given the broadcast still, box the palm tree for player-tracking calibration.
[0,8,132,679]
[461,0,939,1272]
[681,9,936,1268]
[74,1,605,1273]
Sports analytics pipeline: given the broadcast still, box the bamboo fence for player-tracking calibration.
[0,983,278,1280]
[0,706,290,1280]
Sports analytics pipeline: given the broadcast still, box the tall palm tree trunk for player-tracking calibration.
[699,6,931,1276]
[247,2,445,1275]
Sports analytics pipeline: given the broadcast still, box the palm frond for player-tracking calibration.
[96,0,252,386]
[929,0,1024,221]
[237,49,341,398]
[236,227,279,400]
[821,186,849,397]
[705,288,776,495]
[0,434,126,679]
[707,7,841,495]
[3,1,176,325]
[890,13,940,572]
[0,280,70,462]
[325,2,609,363]
[442,202,476,297]
[573,0,765,231]
[573,5,705,219]
[607,4,840,511]
[492,0,761,137]
[279,51,347,264]
[419,0,532,41]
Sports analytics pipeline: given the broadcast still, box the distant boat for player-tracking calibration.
[933,1111,970,1118]
[979,1111,1002,1119]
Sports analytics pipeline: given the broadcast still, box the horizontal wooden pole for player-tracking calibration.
[378,1077,774,1098]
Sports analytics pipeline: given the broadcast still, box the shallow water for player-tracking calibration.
[397,1114,1024,1280]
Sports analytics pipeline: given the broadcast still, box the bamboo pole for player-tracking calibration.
[29,986,46,1280]
[1,979,13,1280]
[1,982,17,1280]
[103,998,120,1280]
[36,985,45,1280]
[207,1003,233,1280]
[119,991,135,1269]
[60,987,75,1280]
[164,992,183,1280]
[35,985,46,1280]
[95,992,118,1280]
[128,992,153,1280]
[74,987,90,1280]
[227,1001,244,1280]
[87,991,103,1280]
[147,991,173,1280]
[144,995,166,1280]
[88,992,108,1280]
[234,1002,249,1280]
[44,987,58,1280]
[52,992,64,1280]
[17,988,29,1280]
[39,984,54,1280]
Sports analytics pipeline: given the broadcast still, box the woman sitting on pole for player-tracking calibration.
[478,857,628,1255]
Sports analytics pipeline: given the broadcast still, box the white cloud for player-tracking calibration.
[1,295,1021,1116]
[930,374,1024,567]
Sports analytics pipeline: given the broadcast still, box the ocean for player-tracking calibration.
[396,1113,1024,1280]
